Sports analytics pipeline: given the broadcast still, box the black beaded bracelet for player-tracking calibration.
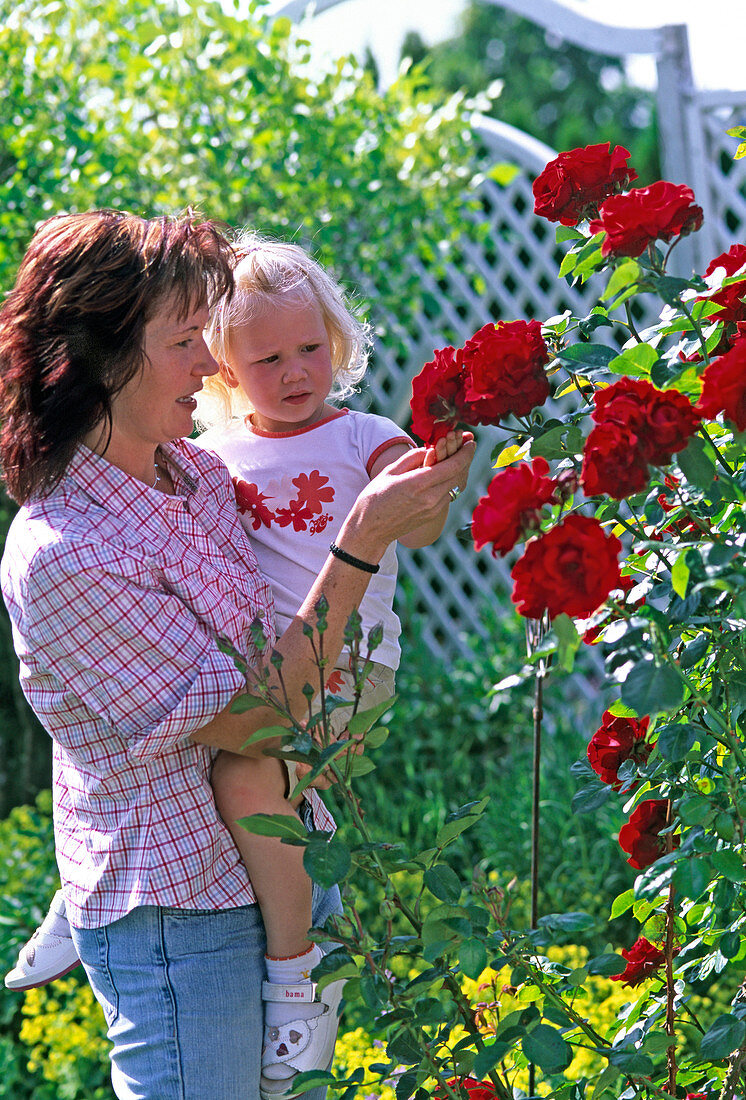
[329,542,380,574]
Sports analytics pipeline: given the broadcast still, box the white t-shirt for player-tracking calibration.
[195,408,413,670]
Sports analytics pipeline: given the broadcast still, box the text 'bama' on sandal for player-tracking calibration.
[260,977,346,1100]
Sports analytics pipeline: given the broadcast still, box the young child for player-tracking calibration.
[6,236,467,1097]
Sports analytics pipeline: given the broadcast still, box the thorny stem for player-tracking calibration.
[624,299,644,343]
[679,298,711,367]
[717,977,746,1100]
[663,803,678,1095]
[614,512,672,573]
[698,426,736,478]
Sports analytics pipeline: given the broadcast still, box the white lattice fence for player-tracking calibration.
[686,92,746,264]
[349,120,626,670]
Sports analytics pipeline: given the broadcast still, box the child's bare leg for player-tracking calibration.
[211,750,312,958]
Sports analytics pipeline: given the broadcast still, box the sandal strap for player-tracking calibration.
[261,980,318,1004]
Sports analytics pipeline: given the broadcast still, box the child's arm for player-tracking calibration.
[369,429,472,549]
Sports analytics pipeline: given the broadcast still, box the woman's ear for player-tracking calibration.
[221,362,240,389]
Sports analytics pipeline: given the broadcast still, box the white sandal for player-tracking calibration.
[4,890,80,991]
[260,976,346,1099]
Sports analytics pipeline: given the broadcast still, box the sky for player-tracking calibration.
[268,0,745,93]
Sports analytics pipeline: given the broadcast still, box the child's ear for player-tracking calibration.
[221,362,240,389]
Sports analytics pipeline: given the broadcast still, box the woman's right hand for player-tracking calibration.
[341,433,476,560]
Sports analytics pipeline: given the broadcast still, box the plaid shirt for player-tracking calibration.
[1,439,334,929]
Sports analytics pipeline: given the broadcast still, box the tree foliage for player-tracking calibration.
[400,1,660,183]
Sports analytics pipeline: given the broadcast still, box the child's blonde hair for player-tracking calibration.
[197,233,372,429]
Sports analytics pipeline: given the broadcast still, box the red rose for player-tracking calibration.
[686,1094,709,1099]
[510,513,622,620]
[410,345,471,444]
[589,181,704,258]
[611,937,667,986]
[462,320,550,422]
[472,458,557,557]
[583,379,700,497]
[697,338,746,431]
[618,799,677,869]
[587,710,651,788]
[643,386,701,464]
[434,1078,498,1100]
[701,243,746,323]
[533,143,637,226]
[581,421,650,498]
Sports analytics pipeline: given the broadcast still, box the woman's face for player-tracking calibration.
[101,299,219,468]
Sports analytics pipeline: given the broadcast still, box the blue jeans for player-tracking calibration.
[71,883,342,1100]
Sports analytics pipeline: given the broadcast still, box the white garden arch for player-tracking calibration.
[275,0,746,665]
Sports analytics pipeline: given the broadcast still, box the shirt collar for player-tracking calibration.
[67,440,202,517]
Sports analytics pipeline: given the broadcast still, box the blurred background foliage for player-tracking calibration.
[398,0,660,183]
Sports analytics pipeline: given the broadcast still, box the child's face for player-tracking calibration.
[224,296,334,433]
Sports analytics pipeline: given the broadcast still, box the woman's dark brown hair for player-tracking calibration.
[0,209,235,503]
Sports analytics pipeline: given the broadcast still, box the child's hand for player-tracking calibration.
[423,429,474,468]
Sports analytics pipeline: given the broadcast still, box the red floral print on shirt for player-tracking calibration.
[292,470,335,514]
[233,477,276,529]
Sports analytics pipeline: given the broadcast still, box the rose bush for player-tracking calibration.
[228,137,745,1100]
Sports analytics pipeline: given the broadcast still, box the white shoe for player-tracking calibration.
[4,890,80,991]
[260,977,345,1099]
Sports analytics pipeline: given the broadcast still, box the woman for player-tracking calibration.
[0,209,474,1100]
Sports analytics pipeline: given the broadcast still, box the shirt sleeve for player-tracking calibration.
[354,413,415,477]
[20,541,246,761]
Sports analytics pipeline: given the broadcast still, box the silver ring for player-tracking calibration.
[448,486,461,502]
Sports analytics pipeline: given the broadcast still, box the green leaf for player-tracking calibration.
[655,722,698,761]
[678,435,716,488]
[436,798,489,847]
[711,849,746,882]
[553,613,580,672]
[601,260,641,302]
[587,953,626,977]
[610,888,635,919]
[671,549,690,598]
[472,1038,513,1077]
[285,1070,339,1095]
[720,931,742,958]
[556,225,586,243]
[230,692,270,714]
[557,344,617,371]
[699,1014,746,1060]
[346,694,397,737]
[572,782,611,815]
[607,342,658,377]
[537,911,595,935]
[620,658,684,716]
[424,864,463,904]
[303,836,352,888]
[242,724,291,746]
[521,1024,572,1073]
[235,813,307,840]
[459,937,488,978]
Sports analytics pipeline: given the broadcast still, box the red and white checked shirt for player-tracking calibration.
[1,439,335,928]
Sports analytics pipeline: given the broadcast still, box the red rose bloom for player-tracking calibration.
[686,1094,709,1099]
[435,1078,498,1100]
[510,513,622,620]
[462,320,550,422]
[618,799,677,869]
[533,142,637,226]
[581,421,650,498]
[701,243,746,322]
[697,338,746,431]
[643,386,701,464]
[583,379,700,497]
[472,458,557,557]
[587,710,651,788]
[589,181,704,258]
[410,345,471,444]
[611,937,667,986]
